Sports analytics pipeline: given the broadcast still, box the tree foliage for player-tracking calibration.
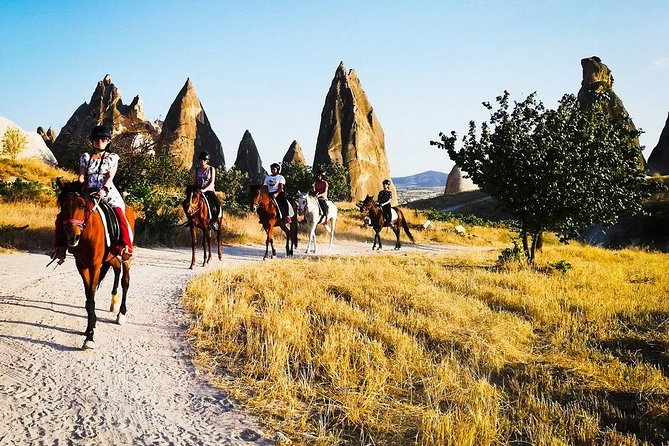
[315,162,350,201]
[1,127,28,161]
[432,91,656,263]
[216,166,250,214]
[281,161,313,198]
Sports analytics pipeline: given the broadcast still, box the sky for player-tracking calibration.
[1,1,669,177]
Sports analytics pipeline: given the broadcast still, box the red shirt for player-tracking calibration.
[313,179,328,195]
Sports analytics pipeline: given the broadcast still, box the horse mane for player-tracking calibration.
[58,179,84,195]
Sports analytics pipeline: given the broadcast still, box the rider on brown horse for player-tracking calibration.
[263,162,291,224]
[193,151,221,230]
[378,179,393,227]
[52,125,133,263]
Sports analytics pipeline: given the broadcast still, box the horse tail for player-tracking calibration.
[401,214,415,243]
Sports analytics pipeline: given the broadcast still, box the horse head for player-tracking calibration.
[184,185,203,217]
[295,191,308,216]
[56,179,91,248]
[358,195,374,212]
[249,185,263,213]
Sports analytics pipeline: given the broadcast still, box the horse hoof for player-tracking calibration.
[116,313,127,325]
[82,340,96,350]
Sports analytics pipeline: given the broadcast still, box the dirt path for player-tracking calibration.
[0,240,480,445]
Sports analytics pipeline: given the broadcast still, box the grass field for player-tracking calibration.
[184,243,669,445]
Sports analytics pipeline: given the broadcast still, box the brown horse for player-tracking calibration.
[56,178,135,350]
[183,186,223,269]
[250,185,298,259]
[359,194,415,250]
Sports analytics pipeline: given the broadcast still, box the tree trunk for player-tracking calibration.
[521,227,530,260]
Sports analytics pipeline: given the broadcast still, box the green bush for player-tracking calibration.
[1,127,28,161]
[216,167,250,215]
[0,178,46,202]
[497,240,526,267]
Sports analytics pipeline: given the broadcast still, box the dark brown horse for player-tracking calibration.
[183,186,223,269]
[359,194,415,250]
[250,185,298,259]
[56,178,135,350]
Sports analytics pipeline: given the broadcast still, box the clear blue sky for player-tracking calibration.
[1,1,668,176]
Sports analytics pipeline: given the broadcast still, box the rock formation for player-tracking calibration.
[313,62,395,202]
[282,140,306,165]
[50,74,158,169]
[647,112,669,175]
[36,126,57,149]
[444,164,478,194]
[159,78,224,170]
[233,130,265,185]
[0,116,57,165]
[576,56,645,167]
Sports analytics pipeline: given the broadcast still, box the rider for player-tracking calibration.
[377,179,393,227]
[52,125,133,262]
[263,162,291,224]
[193,151,221,230]
[311,170,329,225]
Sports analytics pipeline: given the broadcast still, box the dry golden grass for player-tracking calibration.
[184,244,669,445]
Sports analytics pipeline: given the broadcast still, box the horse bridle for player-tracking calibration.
[62,192,95,232]
[186,190,203,216]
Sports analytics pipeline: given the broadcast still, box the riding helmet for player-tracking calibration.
[199,151,210,161]
[382,179,391,185]
[270,162,281,173]
[89,125,112,140]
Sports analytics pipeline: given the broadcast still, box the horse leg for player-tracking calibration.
[217,217,223,261]
[189,224,197,269]
[202,227,209,266]
[328,217,336,249]
[269,226,276,258]
[116,259,130,325]
[284,226,292,256]
[108,261,121,312]
[264,227,271,260]
[80,266,100,350]
[375,230,383,250]
[393,225,401,250]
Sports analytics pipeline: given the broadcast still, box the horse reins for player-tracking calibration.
[62,193,95,232]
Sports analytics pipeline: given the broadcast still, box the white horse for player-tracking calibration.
[296,191,337,254]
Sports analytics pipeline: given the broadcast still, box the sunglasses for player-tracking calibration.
[91,136,110,142]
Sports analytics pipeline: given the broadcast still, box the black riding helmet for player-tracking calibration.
[270,162,281,173]
[382,179,391,185]
[199,151,210,161]
[89,125,112,140]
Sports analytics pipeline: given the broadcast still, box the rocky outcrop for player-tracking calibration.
[51,75,158,169]
[577,56,644,167]
[233,130,265,185]
[159,78,224,170]
[314,62,394,202]
[36,126,57,149]
[0,116,57,165]
[282,140,306,165]
[445,165,478,194]
[647,112,669,175]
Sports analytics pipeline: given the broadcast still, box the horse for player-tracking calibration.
[250,185,298,259]
[183,186,223,269]
[358,194,415,250]
[55,178,135,350]
[296,191,337,254]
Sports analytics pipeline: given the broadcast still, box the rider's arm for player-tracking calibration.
[200,166,215,190]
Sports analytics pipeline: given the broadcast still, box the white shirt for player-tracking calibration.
[263,174,286,193]
[80,151,125,208]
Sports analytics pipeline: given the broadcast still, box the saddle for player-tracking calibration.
[95,200,121,250]
[383,208,398,227]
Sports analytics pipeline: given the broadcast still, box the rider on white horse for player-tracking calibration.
[312,170,329,225]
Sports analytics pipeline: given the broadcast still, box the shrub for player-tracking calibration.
[0,178,46,202]
[1,127,28,161]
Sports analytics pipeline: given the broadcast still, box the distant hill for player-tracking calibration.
[392,170,447,188]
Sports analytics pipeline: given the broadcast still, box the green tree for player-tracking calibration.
[315,162,350,201]
[1,127,28,160]
[432,91,655,263]
[216,166,249,214]
[281,162,313,197]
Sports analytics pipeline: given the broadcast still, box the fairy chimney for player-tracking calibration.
[159,78,225,169]
[282,140,306,165]
[577,56,644,167]
[445,164,478,194]
[647,112,669,175]
[37,126,57,149]
[313,62,395,202]
[51,74,158,169]
[233,130,265,185]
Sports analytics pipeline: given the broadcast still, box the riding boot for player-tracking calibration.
[113,207,134,261]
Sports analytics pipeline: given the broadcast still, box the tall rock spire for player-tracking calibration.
[647,112,669,175]
[233,130,265,185]
[313,62,394,202]
[159,78,225,169]
[576,56,645,168]
[282,140,306,165]
[51,74,157,169]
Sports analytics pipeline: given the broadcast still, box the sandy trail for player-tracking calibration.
[0,239,478,445]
